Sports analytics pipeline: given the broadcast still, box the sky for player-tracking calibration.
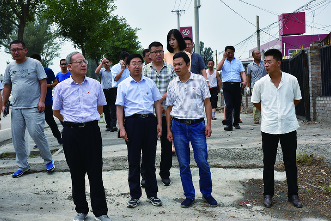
[0,0,330,75]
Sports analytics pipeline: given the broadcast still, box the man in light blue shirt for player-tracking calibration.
[111,51,130,88]
[116,54,163,209]
[217,46,246,131]
[53,52,111,221]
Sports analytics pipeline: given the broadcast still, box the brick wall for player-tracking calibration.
[315,97,331,123]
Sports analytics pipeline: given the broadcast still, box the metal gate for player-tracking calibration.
[320,45,331,96]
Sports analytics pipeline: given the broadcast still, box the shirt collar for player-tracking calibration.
[68,76,88,85]
[129,74,146,83]
[175,72,193,82]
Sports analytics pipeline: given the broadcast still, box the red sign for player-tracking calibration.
[180,26,193,40]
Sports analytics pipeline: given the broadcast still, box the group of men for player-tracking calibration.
[1,38,304,221]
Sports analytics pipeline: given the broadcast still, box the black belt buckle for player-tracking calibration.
[78,123,85,128]
[141,114,149,118]
[184,120,192,125]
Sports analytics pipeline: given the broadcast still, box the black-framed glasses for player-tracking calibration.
[11,48,25,53]
[150,50,164,55]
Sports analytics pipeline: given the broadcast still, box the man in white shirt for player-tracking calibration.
[251,49,302,208]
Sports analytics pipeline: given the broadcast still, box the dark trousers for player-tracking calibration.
[209,87,219,109]
[125,116,158,199]
[223,83,242,126]
[262,130,298,197]
[45,104,61,139]
[63,124,108,217]
[141,116,172,179]
[103,88,117,129]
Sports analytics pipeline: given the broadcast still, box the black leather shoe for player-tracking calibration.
[263,195,273,208]
[224,126,233,131]
[222,119,227,125]
[288,195,303,208]
[110,127,118,132]
[234,124,241,129]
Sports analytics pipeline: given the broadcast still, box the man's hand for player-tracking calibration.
[167,130,173,142]
[120,128,128,141]
[157,123,162,138]
[223,51,228,59]
[120,60,126,70]
[241,81,247,88]
[205,124,212,137]
[38,101,45,113]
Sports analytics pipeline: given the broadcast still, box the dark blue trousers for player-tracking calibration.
[262,130,298,197]
[125,116,158,199]
[103,88,117,129]
[223,82,242,126]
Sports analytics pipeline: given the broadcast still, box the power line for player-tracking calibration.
[219,0,256,27]
[238,0,278,15]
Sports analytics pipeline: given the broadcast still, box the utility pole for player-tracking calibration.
[172,10,185,30]
[257,15,260,52]
[194,0,201,54]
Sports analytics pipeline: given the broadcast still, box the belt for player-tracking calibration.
[173,118,204,125]
[126,113,155,119]
[63,120,98,128]
[223,82,240,84]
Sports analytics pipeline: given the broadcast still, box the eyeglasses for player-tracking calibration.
[11,48,25,53]
[130,62,143,66]
[103,61,110,64]
[60,63,67,66]
[150,50,164,55]
[70,60,88,65]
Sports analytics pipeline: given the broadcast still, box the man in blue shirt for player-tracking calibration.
[56,59,71,83]
[217,46,246,131]
[116,54,163,208]
[53,52,111,221]
[111,51,130,89]
[30,54,62,146]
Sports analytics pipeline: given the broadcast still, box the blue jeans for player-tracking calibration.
[172,119,212,199]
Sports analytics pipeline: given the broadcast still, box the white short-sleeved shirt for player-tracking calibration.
[251,72,302,134]
[166,73,211,119]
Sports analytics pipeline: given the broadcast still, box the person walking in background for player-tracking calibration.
[2,40,55,178]
[95,57,117,132]
[53,52,111,221]
[206,59,222,120]
[142,48,152,69]
[251,49,303,209]
[247,50,267,124]
[217,46,246,131]
[30,54,63,147]
[56,59,71,83]
[166,52,217,208]
[116,54,163,208]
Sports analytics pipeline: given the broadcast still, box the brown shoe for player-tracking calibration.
[288,195,303,208]
[263,195,272,208]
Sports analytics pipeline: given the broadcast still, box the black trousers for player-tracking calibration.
[63,124,108,217]
[209,87,219,109]
[125,116,158,199]
[103,88,117,129]
[223,83,242,126]
[262,130,298,197]
[45,104,61,139]
[141,116,172,179]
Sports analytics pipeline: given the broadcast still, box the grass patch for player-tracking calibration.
[322,185,331,192]
[297,152,322,166]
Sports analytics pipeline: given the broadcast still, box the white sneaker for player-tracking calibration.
[73,213,87,221]
[95,215,111,221]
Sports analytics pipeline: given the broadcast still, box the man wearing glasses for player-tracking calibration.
[116,54,163,208]
[143,41,176,187]
[56,59,71,83]
[53,52,111,221]
[2,40,55,178]
[95,57,117,132]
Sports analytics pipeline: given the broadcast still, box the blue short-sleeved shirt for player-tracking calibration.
[111,63,130,88]
[53,76,107,123]
[190,52,205,75]
[222,57,245,82]
[96,68,113,89]
[56,71,71,83]
[44,67,56,105]
[115,75,162,117]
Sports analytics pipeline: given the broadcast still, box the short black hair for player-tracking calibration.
[167,29,186,53]
[142,49,149,57]
[30,54,41,61]
[103,57,110,62]
[10,40,26,48]
[173,52,190,65]
[60,59,66,64]
[126,54,143,65]
[183,37,193,43]
[264,49,282,61]
[225,46,235,52]
[119,51,130,60]
[148,41,163,51]
[208,59,214,64]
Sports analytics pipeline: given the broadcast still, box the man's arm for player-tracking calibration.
[154,100,162,138]
[166,106,173,142]
[253,102,261,111]
[48,78,58,88]
[217,52,227,71]
[240,71,247,88]
[216,71,222,90]
[97,106,103,115]
[114,61,126,81]
[117,105,128,141]
[294,100,300,107]
[38,78,47,113]
[1,84,11,113]
[204,98,212,137]
[53,110,64,121]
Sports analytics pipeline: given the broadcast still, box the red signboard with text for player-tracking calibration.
[180,26,193,40]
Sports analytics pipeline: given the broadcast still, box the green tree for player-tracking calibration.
[199,41,213,67]
[44,0,141,64]
[0,0,42,43]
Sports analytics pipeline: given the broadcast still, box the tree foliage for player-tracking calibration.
[200,41,214,67]
[44,0,141,64]
[0,0,42,43]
